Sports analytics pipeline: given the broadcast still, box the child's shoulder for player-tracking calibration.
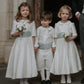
[37,26,42,31]
[12,19,18,25]
[55,20,74,25]
[67,20,75,26]
[55,21,61,25]
[49,26,54,30]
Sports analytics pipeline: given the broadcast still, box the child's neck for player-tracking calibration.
[61,20,68,23]
[42,25,50,28]
[21,17,28,20]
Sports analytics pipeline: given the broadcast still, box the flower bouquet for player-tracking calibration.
[16,24,26,32]
[64,33,72,39]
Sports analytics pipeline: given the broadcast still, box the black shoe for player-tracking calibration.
[46,80,51,84]
[41,80,46,84]
[81,78,84,84]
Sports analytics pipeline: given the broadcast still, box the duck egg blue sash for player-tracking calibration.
[39,42,52,50]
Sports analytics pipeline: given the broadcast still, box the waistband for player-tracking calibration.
[39,42,52,50]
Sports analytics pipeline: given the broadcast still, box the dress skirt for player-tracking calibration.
[6,37,38,79]
[50,38,82,75]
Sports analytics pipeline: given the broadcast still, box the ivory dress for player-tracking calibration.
[6,20,38,79]
[50,21,82,75]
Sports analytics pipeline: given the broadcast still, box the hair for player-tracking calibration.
[15,2,33,23]
[58,5,72,19]
[41,11,53,21]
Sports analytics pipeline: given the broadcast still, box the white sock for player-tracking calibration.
[61,75,66,83]
[20,79,24,84]
[40,69,45,80]
[46,70,50,80]
[67,75,71,83]
[24,79,29,84]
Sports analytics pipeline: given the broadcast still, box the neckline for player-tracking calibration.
[59,20,70,24]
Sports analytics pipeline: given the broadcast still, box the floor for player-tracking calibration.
[0,63,83,84]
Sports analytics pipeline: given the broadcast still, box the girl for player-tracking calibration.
[50,5,82,83]
[6,2,37,84]
[34,11,55,84]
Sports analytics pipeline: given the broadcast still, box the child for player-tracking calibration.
[6,2,38,84]
[34,11,56,84]
[50,5,82,83]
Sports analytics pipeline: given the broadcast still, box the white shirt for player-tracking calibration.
[75,4,84,15]
[35,26,55,47]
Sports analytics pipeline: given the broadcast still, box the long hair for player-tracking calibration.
[15,2,33,23]
[58,5,72,19]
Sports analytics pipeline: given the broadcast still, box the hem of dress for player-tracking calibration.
[6,74,38,79]
[50,69,82,75]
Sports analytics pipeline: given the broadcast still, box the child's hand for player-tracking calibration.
[65,38,71,42]
[11,31,23,37]
[18,31,23,35]
[34,47,38,52]
[52,47,56,53]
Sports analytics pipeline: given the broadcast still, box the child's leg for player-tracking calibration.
[24,78,29,84]
[40,69,46,80]
[46,70,50,80]
[61,75,66,83]
[20,79,24,84]
[46,70,51,84]
[67,74,71,83]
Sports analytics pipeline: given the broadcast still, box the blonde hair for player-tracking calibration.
[58,5,72,19]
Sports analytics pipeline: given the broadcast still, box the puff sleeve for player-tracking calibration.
[11,20,17,35]
[31,21,36,36]
[71,23,77,36]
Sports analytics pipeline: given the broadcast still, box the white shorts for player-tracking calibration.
[36,48,53,71]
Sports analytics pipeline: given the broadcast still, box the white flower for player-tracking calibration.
[64,32,72,39]
[16,24,26,32]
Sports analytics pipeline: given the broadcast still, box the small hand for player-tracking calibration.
[52,47,56,53]
[18,31,23,35]
[11,31,23,37]
[76,13,81,20]
[65,38,71,42]
[34,47,38,52]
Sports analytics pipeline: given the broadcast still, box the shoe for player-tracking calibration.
[67,78,71,83]
[61,79,66,83]
[46,80,51,84]
[67,75,71,83]
[81,78,84,83]
[61,75,66,83]
[41,80,46,84]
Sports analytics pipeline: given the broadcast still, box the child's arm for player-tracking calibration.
[34,28,40,52]
[32,36,35,45]
[52,28,57,53]
[52,38,57,53]
[65,23,77,42]
[65,35,77,42]
[11,20,23,37]
[31,21,38,52]
[12,31,23,37]
[52,23,58,52]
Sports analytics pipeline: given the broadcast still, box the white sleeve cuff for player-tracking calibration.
[75,11,80,16]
